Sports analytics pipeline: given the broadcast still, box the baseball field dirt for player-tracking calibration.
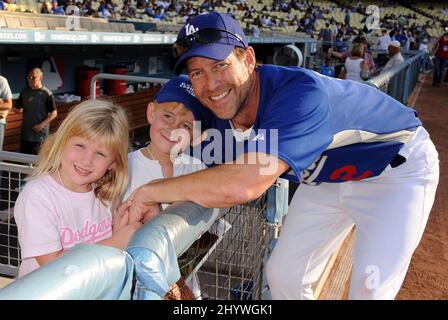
[396,74,448,300]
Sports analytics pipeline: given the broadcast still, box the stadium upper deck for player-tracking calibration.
[0,1,446,38]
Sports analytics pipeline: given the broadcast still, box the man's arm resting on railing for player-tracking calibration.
[128,152,290,215]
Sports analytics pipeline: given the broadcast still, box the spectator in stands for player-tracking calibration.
[105,0,116,15]
[143,2,155,17]
[278,18,286,29]
[80,1,95,17]
[152,8,167,21]
[380,40,404,75]
[418,38,430,73]
[329,37,375,75]
[40,1,52,14]
[404,31,414,51]
[51,1,65,15]
[98,0,112,18]
[65,0,80,15]
[131,12,439,300]
[318,23,333,54]
[432,32,448,87]
[121,0,136,18]
[14,100,141,278]
[344,43,370,82]
[14,68,58,155]
[377,29,391,66]
[354,36,375,74]
[319,56,335,77]
[392,29,407,48]
[344,9,350,26]
[0,75,13,152]
[330,18,338,37]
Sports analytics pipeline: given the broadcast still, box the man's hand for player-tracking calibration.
[32,123,45,133]
[141,204,162,224]
[127,185,159,223]
[99,200,142,250]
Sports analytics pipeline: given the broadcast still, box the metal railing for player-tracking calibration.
[366,51,424,105]
[0,151,37,277]
[0,150,288,300]
[90,74,169,100]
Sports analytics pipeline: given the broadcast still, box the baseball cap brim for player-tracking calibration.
[174,42,235,75]
[155,93,201,121]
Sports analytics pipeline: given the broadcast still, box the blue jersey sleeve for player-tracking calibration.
[258,80,333,182]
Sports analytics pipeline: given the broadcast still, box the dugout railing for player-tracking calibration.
[366,50,425,105]
[0,150,288,300]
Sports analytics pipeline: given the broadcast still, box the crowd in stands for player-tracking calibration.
[0,0,446,81]
[0,0,444,45]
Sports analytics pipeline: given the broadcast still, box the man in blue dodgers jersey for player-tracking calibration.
[128,12,440,299]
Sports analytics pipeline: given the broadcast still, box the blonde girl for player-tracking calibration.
[14,99,141,278]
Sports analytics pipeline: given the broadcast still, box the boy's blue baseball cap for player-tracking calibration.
[173,12,248,75]
[155,75,205,121]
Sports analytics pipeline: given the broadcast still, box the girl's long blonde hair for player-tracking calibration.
[32,99,130,204]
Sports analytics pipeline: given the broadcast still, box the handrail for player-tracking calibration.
[365,51,424,105]
[0,244,134,300]
[90,74,169,99]
[126,202,220,300]
[367,51,424,89]
[0,150,38,165]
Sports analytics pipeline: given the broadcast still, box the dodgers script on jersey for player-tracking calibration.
[194,65,421,185]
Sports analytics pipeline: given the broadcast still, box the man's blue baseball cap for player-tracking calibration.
[173,12,248,75]
[155,75,205,121]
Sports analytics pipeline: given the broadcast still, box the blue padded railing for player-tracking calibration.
[0,180,288,300]
[0,244,134,300]
[126,201,220,300]
[366,51,424,105]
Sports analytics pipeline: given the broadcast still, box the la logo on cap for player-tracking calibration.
[185,24,199,36]
[179,82,196,97]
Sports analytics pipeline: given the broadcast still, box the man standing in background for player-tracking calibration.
[377,29,391,66]
[14,68,57,155]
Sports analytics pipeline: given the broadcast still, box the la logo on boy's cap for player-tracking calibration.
[174,12,248,75]
[155,75,205,121]
[179,81,196,97]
